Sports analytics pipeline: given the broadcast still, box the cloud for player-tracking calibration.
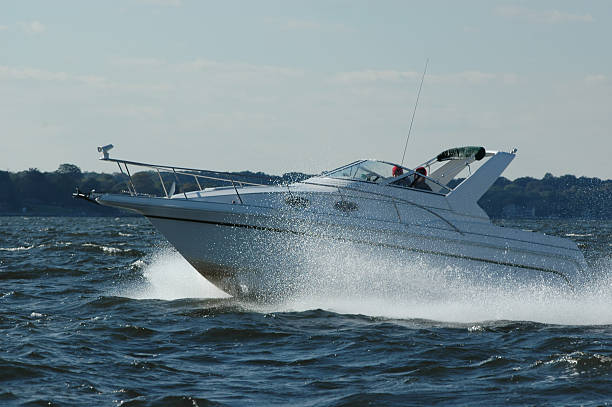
[109,57,166,67]
[495,5,594,23]
[429,71,500,85]
[585,74,607,85]
[501,73,520,85]
[1,57,306,94]
[18,21,46,34]
[333,70,420,84]
[108,57,303,80]
[332,70,516,86]
[99,105,164,119]
[0,65,173,92]
[266,18,350,32]
[0,65,110,87]
[135,0,182,6]
[0,25,9,31]
[178,58,305,83]
[0,66,68,81]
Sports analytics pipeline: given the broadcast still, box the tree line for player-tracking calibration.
[0,164,308,216]
[477,173,611,219]
[0,163,610,219]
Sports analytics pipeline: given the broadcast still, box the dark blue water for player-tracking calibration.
[1,217,611,406]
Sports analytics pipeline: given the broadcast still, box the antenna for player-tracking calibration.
[400,58,428,166]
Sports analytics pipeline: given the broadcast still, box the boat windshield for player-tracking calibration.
[325,160,400,183]
[325,159,452,194]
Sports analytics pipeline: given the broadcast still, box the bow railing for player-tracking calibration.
[97,145,267,203]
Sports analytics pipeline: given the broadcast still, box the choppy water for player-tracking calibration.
[1,216,611,406]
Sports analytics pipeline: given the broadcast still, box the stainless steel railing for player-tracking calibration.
[100,155,267,203]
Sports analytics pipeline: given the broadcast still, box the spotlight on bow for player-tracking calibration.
[97,144,114,159]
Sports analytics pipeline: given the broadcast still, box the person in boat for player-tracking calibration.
[391,165,412,186]
[409,166,432,191]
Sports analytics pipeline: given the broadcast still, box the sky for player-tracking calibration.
[1,0,611,179]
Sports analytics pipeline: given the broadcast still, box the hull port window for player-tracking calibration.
[285,196,310,209]
[334,200,358,212]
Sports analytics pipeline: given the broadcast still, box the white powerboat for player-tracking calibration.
[84,145,587,297]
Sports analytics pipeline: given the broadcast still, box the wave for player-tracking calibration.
[81,243,142,256]
[0,245,35,252]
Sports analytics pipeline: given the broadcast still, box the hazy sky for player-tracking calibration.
[1,0,610,179]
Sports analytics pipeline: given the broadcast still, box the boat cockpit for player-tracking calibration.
[322,146,493,195]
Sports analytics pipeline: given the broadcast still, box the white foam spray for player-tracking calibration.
[118,242,612,325]
[278,241,612,326]
[115,248,229,300]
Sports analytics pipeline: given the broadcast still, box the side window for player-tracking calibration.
[352,166,382,182]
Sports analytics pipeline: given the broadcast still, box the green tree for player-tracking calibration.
[56,163,82,177]
[0,171,18,209]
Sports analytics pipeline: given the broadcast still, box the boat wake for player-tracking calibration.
[279,241,612,326]
[121,246,612,326]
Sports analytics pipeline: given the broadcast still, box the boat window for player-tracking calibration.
[285,196,309,209]
[325,160,400,183]
[334,200,358,212]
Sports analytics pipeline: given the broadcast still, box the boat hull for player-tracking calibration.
[97,194,587,298]
[147,213,585,299]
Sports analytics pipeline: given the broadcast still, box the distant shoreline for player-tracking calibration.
[1,166,610,220]
[0,204,135,217]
